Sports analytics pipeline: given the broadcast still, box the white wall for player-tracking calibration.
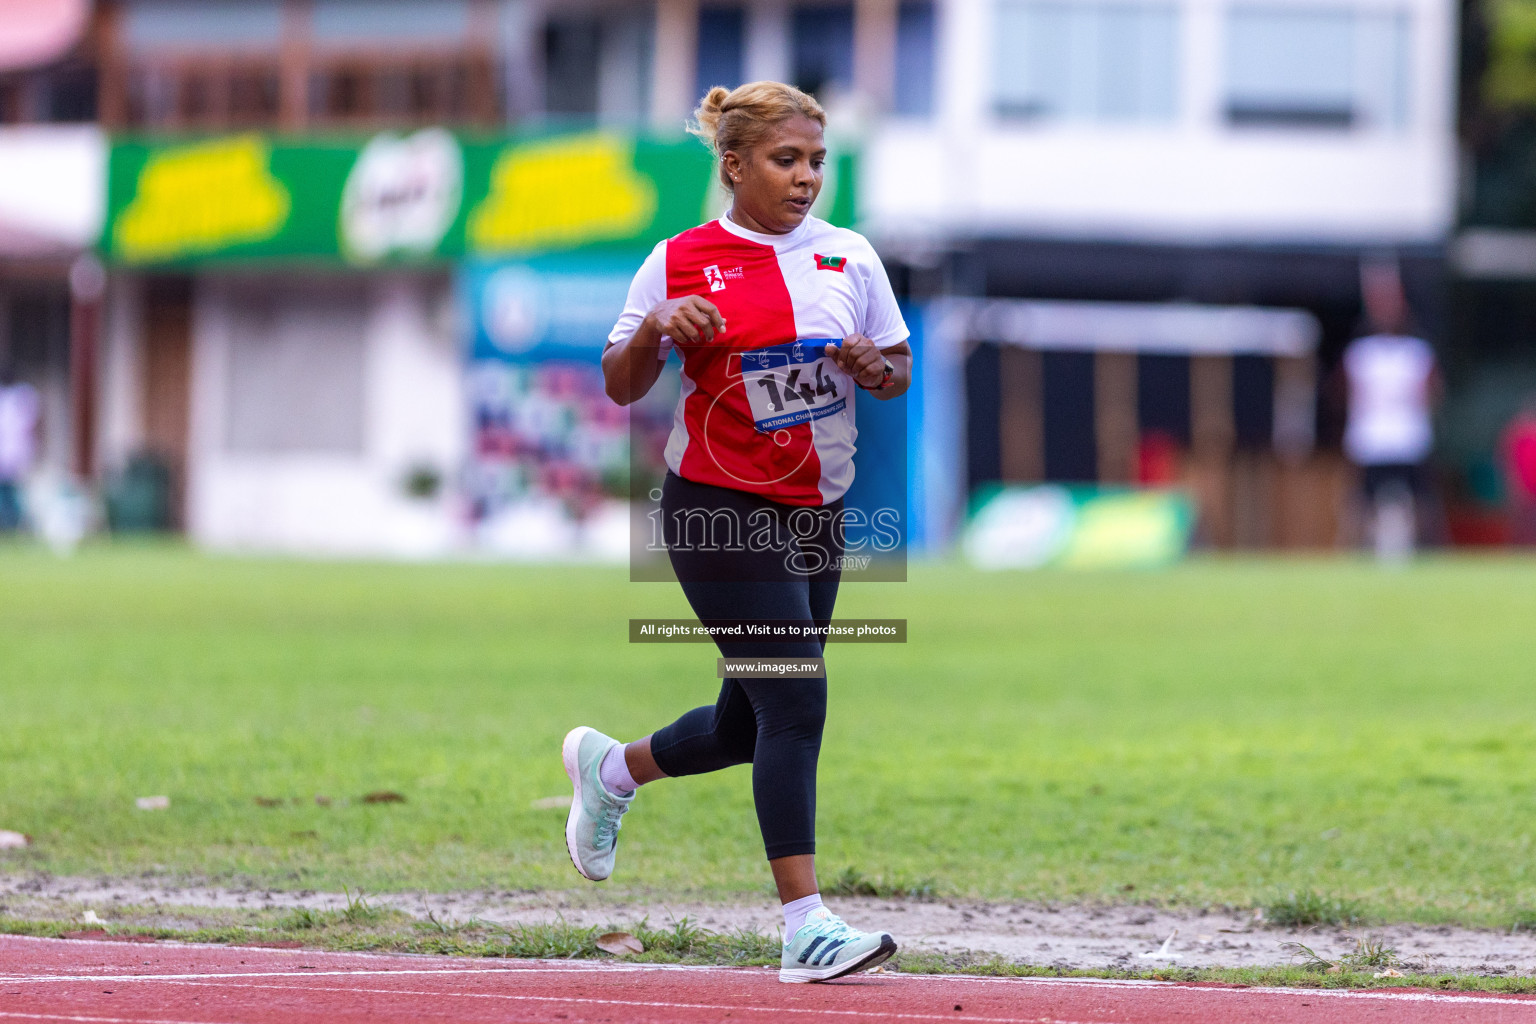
[0,126,104,256]
[187,274,468,557]
[863,0,1457,247]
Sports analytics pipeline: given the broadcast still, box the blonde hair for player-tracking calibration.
[688,81,827,190]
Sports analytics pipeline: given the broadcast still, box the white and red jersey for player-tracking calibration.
[609,214,908,506]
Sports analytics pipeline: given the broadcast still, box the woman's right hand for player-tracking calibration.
[647,296,727,345]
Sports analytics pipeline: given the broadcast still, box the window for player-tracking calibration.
[120,57,283,128]
[1225,8,1410,129]
[123,0,284,49]
[311,0,470,43]
[111,0,496,128]
[0,64,98,124]
[542,14,650,124]
[993,1,1178,123]
[697,6,746,96]
[895,1,936,117]
[307,52,495,126]
[792,3,854,99]
[595,11,652,124]
[543,18,601,118]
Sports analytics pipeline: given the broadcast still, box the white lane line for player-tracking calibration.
[877,973,1536,1007]
[2,952,1532,1011]
[0,935,450,962]
[0,969,567,985]
[158,978,1106,1024]
[0,935,756,972]
[0,935,529,967]
[0,1011,237,1024]
[0,962,781,985]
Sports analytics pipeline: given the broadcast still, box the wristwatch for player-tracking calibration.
[860,358,896,392]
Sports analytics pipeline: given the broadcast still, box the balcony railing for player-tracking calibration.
[101,47,498,132]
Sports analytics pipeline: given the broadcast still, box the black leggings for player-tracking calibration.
[649,472,843,861]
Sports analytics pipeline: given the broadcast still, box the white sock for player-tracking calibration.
[598,743,639,797]
[782,892,823,939]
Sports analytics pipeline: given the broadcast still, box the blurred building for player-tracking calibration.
[860,0,1455,547]
[0,0,1461,553]
[0,0,101,500]
[1444,0,1536,544]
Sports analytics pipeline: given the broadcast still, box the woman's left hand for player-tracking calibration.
[824,334,886,389]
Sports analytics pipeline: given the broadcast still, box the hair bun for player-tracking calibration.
[687,81,827,189]
[689,86,732,152]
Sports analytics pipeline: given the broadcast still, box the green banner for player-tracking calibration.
[962,485,1196,571]
[103,129,858,266]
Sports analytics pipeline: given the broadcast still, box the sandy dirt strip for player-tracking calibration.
[3,875,1535,976]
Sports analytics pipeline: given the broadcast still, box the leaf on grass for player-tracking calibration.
[530,796,571,810]
[595,931,644,956]
[0,830,30,849]
[135,796,170,811]
[362,791,406,804]
[254,797,283,808]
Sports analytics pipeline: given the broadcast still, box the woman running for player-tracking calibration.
[562,80,912,984]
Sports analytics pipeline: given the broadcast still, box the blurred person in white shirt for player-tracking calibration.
[1342,259,1440,562]
[0,365,40,533]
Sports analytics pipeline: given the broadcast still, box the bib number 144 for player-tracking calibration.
[736,340,848,433]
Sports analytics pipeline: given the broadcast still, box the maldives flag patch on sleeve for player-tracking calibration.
[814,253,847,272]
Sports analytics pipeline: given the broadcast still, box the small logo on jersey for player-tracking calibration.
[814,254,847,272]
[703,265,744,292]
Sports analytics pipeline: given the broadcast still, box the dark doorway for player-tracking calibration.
[1137,353,1191,444]
[964,342,1002,495]
[142,277,193,529]
[1041,350,1096,481]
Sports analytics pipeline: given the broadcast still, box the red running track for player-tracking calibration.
[2,934,1536,1024]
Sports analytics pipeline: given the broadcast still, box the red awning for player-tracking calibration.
[0,0,91,72]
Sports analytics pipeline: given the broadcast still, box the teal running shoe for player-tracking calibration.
[779,907,897,983]
[561,726,633,881]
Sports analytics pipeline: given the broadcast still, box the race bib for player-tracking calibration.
[735,339,848,433]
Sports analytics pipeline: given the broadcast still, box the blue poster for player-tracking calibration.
[460,254,644,557]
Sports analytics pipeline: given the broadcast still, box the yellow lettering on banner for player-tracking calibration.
[467,135,657,253]
[114,136,291,262]
[1058,494,1183,570]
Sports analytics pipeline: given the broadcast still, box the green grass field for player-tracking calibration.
[3,544,1536,928]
